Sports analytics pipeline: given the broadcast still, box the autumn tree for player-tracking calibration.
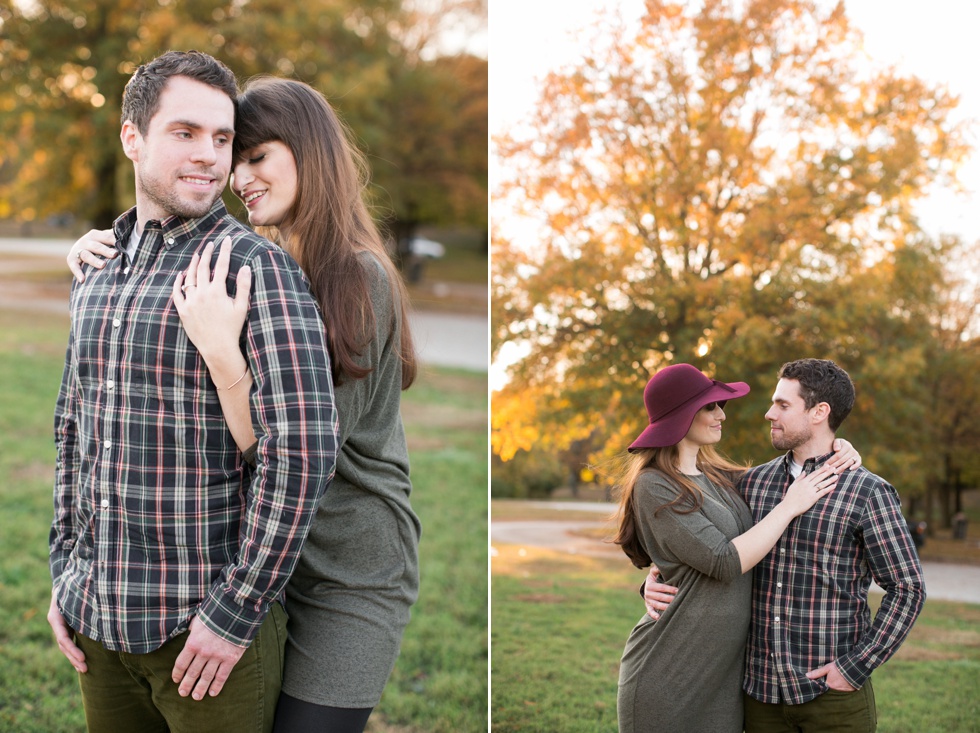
[492,0,970,492]
[360,52,488,249]
[0,0,487,241]
[0,0,138,228]
[917,238,980,528]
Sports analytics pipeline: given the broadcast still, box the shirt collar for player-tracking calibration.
[781,450,835,472]
[112,199,229,251]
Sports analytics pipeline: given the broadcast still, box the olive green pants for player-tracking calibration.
[744,680,877,733]
[73,602,287,733]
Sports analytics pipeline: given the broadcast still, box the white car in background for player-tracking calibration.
[407,237,446,259]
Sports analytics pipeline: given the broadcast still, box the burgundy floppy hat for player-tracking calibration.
[628,364,750,452]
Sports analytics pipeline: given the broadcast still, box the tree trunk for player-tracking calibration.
[568,467,580,499]
[91,154,119,230]
[924,480,937,536]
[953,468,963,514]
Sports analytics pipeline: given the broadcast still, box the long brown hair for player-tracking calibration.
[234,76,417,388]
[612,446,746,569]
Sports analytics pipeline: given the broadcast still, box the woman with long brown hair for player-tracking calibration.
[68,77,420,733]
[614,364,839,733]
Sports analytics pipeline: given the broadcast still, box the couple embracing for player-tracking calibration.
[614,359,925,733]
[50,50,418,733]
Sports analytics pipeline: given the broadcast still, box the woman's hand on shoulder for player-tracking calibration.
[783,465,838,516]
[67,229,117,282]
[826,438,861,472]
[173,236,251,361]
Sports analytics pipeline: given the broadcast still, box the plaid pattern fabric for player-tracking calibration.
[740,451,925,704]
[51,202,338,653]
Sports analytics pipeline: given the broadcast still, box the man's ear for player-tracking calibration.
[120,119,141,163]
[811,402,832,426]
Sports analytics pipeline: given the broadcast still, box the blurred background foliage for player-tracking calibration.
[0,0,487,247]
[490,0,980,532]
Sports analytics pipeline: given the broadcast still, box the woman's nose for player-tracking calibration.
[232,164,253,192]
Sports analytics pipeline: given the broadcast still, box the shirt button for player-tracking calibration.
[777,582,783,588]
[106,380,115,390]
[780,548,785,554]
[112,318,121,328]
[123,267,130,275]
[774,616,780,623]
[100,499,109,509]
[167,237,175,245]
[104,440,112,450]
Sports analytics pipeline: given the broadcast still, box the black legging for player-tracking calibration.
[272,692,373,733]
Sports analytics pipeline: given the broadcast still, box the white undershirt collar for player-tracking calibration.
[125,225,141,262]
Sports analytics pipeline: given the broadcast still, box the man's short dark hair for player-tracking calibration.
[778,358,855,432]
[121,50,238,134]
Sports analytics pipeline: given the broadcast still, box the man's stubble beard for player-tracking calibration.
[770,425,811,452]
[138,167,223,220]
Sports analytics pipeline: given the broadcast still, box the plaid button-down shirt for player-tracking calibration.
[51,202,338,653]
[740,451,925,704]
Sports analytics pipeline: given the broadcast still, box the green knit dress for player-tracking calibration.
[618,470,753,733]
[281,252,421,708]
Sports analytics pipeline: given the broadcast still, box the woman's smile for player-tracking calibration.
[232,140,298,227]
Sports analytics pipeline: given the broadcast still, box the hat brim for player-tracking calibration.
[628,381,750,451]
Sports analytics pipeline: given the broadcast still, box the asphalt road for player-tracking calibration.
[409,310,487,371]
[491,502,980,604]
[0,238,488,372]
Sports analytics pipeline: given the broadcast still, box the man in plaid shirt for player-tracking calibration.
[645,359,925,732]
[739,359,924,731]
[47,51,337,732]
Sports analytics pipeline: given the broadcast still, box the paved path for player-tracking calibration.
[492,520,620,559]
[0,238,488,372]
[409,310,487,371]
[0,238,77,256]
[491,502,980,604]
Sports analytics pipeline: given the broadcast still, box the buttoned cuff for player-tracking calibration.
[196,583,269,648]
[834,655,871,690]
[49,551,70,582]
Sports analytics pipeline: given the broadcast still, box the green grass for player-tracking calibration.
[0,310,488,733]
[491,542,980,733]
[0,311,82,731]
[414,226,487,285]
[381,365,488,731]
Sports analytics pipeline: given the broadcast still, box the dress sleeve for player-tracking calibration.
[633,473,743,584]
[330,253,398,447]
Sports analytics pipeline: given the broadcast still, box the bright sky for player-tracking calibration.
[489,0,980,243]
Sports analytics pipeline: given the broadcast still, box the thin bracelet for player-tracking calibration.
[218,365,250,391]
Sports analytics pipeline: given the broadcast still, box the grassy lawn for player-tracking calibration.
[413,226,487,286]
[492,531,980,733]
[0,308,488,733]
